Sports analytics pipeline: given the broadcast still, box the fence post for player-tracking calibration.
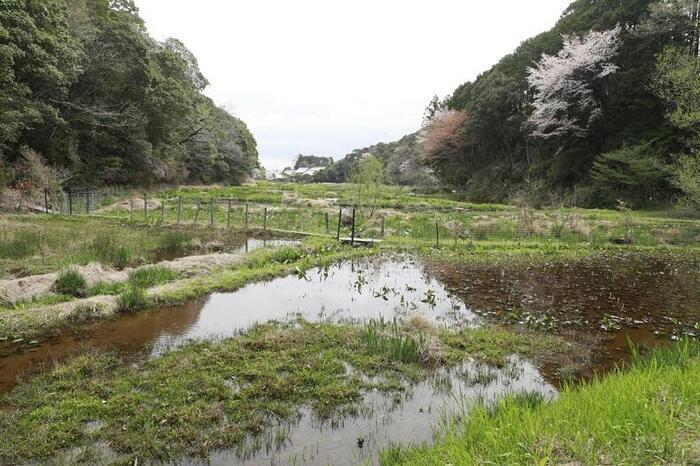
[68,190,73,215]
[209,198,214,226]
[351,207,356,246]
[336,208,342,241]
[143,193,148,223]
[227,199,232,229]
[245,202,249,231]
[435,221,440,247]
[194,202,200,225]
[176,197,182,224]
[381,216,385,238]
[130,198,134,222]
[325,212,329,234]
[85,192,90,214]
[264,207,268,231]
[44,188,49,214]
[160,200,165,224]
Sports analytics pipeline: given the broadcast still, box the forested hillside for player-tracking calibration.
[324,0,700,209]
[0,0,258,189]
[313,133,437,188]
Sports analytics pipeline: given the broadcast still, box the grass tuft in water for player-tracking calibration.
[363,318,425,363]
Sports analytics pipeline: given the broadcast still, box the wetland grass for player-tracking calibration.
[383,340,700,465]
[0,319,579,464]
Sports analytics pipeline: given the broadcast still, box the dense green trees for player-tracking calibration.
[0,0,258,188]
[422,0,700,208]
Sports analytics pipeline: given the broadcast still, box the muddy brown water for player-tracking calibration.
[429,251,700,373]
[1,252,698,464]
[0,257,471,394]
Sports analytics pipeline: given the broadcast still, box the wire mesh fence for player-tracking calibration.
[37,188,700,248]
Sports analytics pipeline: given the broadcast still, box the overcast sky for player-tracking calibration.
[135,0,572,170]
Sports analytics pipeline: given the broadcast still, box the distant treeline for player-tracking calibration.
[0,0,259,188]
[320,0,700,209]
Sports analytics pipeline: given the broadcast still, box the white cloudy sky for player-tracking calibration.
[135,0,572,170]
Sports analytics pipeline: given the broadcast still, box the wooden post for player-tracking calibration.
[245,202,249,231]
[130,198,134,222]
[325,212,329,234]
[160,200,165,224]
[44,188,49,214]
[381,216,385,238]
[227,199,232,229]
[336,208,342,241]
[194,202,200,225]
[264,207,268,231]
[351,207,356,246]
[209,198,214,226]
[85,192,90,213]
[176,197,182,224]
[68,190,73,215]
[143,193,148,223]
[435,221,440,247]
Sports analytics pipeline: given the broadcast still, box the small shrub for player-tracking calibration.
[54,268,87,297]
[117,285,147,313]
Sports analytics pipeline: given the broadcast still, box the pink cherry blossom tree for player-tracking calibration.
[527,26,622,140]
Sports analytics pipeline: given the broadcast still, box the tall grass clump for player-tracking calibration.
[382,339,700,465]
[158,230,191,253]
[53,268,87,297]
[89,233,133,269]
[128,266,178,288]
[117,285,147,313]
[363,318,424,363]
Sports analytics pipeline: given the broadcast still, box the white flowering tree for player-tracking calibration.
[526,26,622,139]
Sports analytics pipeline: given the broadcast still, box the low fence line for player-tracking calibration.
[23,188,700,248]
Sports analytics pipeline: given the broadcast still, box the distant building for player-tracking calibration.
[265,154,334,182]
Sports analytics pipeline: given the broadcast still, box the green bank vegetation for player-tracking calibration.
[384,340,700,465]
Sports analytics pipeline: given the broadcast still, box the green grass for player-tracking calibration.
[116,284,147,313]
[0,216,255,279]
[0,319,578,464]
[53,268,87,298]
[382,340,700,465]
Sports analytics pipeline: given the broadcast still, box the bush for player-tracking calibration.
[117,285,147,313]
[54,268,87,297]
[672,152,700,212]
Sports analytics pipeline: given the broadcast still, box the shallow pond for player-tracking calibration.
[188,357,556,465]
[0,257,471,394]
[1,252,698,464]
[430,252,700,372]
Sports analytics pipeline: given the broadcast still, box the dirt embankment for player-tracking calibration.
[0,252,247,304]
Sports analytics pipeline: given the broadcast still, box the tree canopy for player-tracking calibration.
[0,0,258,187]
